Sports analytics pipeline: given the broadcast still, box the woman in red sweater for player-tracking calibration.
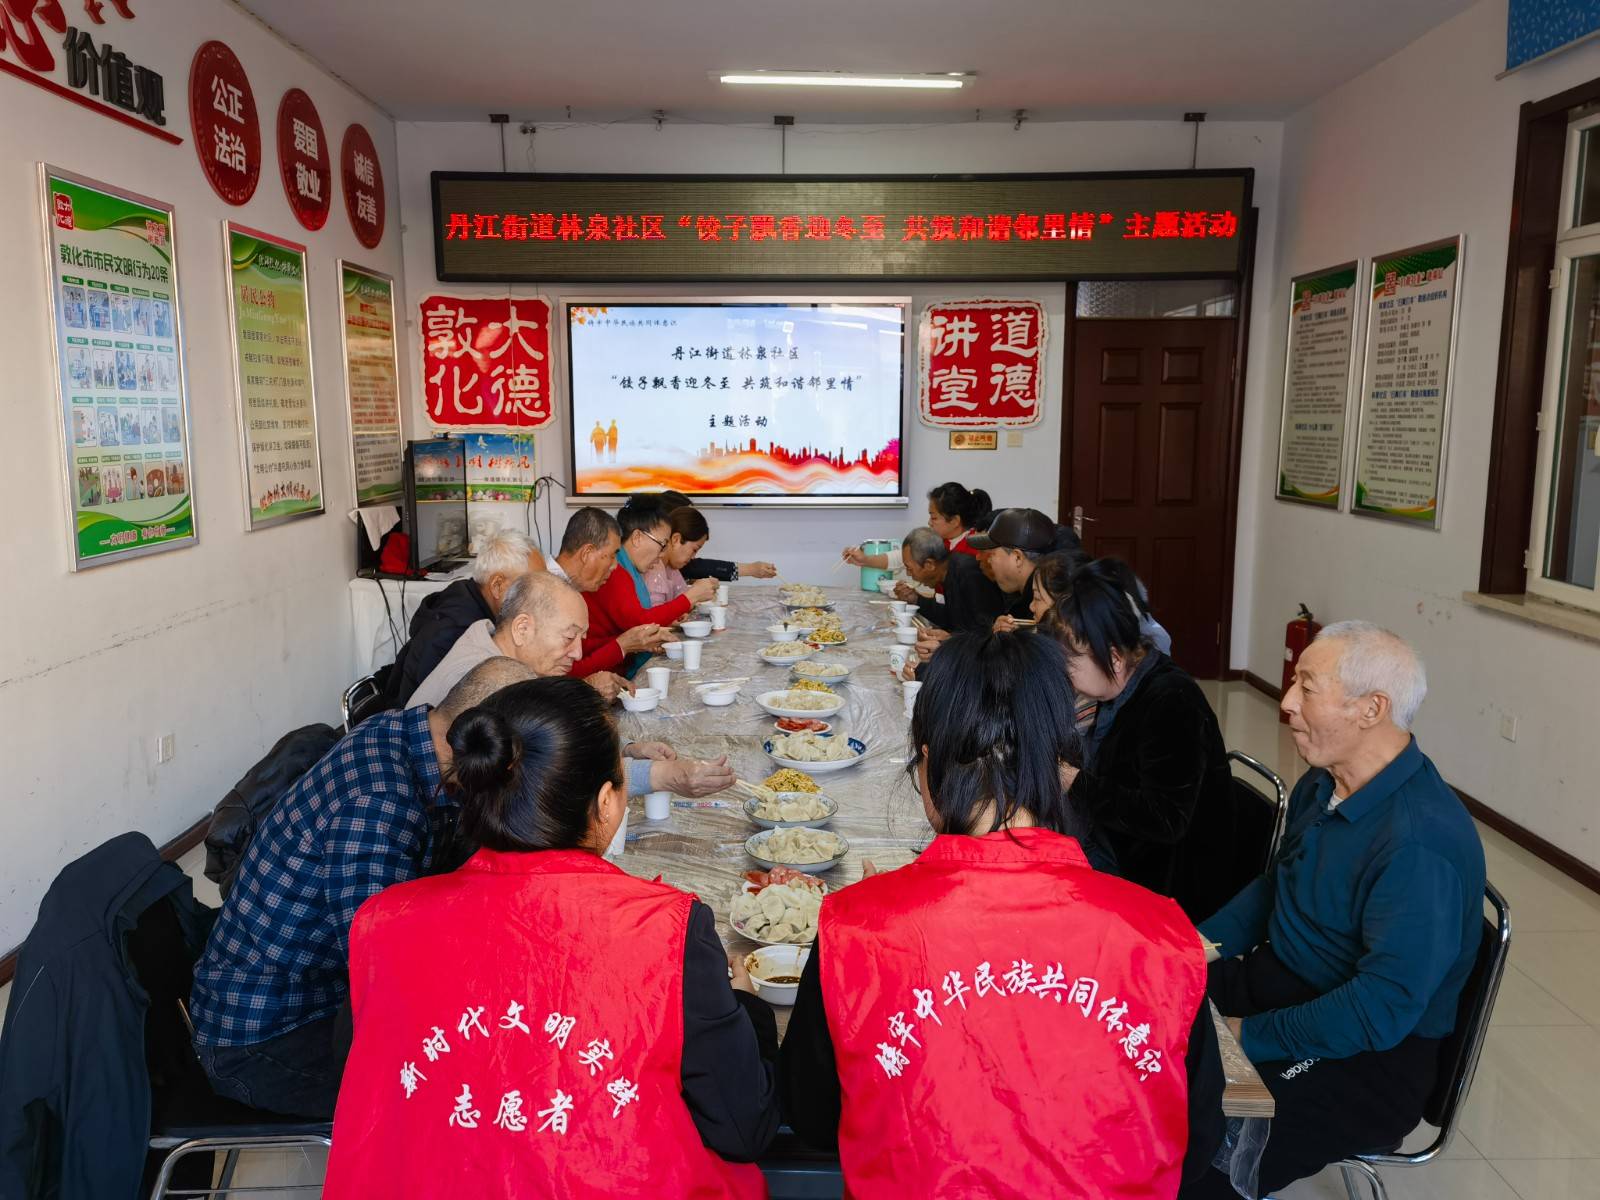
[582,497,716,678]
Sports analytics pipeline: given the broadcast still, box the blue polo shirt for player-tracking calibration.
[1201,738,1485,1064]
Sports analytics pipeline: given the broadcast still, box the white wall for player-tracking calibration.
[394,119,1283,617]
[1251,0,1600,867]
[0,3,407,950]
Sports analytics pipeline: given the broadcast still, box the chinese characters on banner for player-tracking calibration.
[188,41,259,206]
[277,87,330,230]
[1275,263,1358,508]
[442,432,540,502]
[1352,238,1461,528]
[340,263,404,505]
[341,123,385,249]
[226,224,323,529]
[420,296,554,430]
[44,167,195,568]
[919,300,1047,428]
[1,2,176,143]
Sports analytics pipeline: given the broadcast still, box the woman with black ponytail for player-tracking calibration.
[779,633,1223,1196]
[839,481,993,569]
[924,480,992,559]
[326,677,778,1199]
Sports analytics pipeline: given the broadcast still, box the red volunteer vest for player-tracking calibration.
[324,849,765,1200]
[820,829,1205,1200]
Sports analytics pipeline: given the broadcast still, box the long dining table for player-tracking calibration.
[611,581,1274,1135]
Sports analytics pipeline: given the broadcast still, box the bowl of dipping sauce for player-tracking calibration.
[619,687,660,713]
[662,640,685,660]
[743,945,810,1006]
[766,623,803,642]
[699,683,739,707]
[680,620,713,638]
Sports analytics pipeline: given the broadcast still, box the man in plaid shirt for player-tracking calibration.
[190,658,534,1118]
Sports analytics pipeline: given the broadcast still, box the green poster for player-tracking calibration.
[45,166,195,568]
[1276,262,1358,508]
[227,225,323,528]
[339,262,404,505]
[1352,238,1461,527]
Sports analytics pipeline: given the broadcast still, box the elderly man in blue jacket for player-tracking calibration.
[1182,621,1485,1199]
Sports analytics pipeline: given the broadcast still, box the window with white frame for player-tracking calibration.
[1530,111,1600,611]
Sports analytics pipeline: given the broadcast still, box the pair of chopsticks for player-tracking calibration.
[1010,618,1039,628]
[694,677,748,689]
[734,778,777,803]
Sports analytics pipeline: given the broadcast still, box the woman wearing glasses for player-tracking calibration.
[581,496,717,679]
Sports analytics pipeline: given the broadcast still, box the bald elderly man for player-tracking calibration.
[191,656,537,1118]
[1183,622,1485,1199]
[409,570,733,800]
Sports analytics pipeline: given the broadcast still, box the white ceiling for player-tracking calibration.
[239,0,1477,123]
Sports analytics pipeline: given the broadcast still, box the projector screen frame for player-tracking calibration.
[561,293,912,509]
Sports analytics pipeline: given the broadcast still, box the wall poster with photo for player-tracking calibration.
[42,165,196,569]
[225,223,324,528]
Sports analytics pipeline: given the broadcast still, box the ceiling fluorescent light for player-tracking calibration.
[718,71,970,90]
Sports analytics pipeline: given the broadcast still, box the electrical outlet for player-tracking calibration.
[156,733,175,764]
[1498,715,1518,743]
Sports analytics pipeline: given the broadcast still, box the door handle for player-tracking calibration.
[1071,505,1096,538]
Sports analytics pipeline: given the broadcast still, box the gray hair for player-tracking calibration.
[436,656,536,720]
[471,527,538,584]
[902,526,950,566]
[496,570,581,633]
[1316,620,1428,731]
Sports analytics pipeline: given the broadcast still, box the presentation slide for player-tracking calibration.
[567,302,904,498]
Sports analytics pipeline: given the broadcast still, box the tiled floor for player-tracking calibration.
[2,681,1596,1198]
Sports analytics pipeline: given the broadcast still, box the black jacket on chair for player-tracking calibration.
[203,724,340,899]
[0,833,213,1200]
[1067,654,1240,921]
[385,578,493,707]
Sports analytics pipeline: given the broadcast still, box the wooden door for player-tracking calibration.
[1066,318,1237,678]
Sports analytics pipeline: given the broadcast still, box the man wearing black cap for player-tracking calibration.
[968,508,1069,611]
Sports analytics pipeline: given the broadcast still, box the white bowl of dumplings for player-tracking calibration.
[745,827,848,874]
[730,879,826,946]
[743,791,837,830]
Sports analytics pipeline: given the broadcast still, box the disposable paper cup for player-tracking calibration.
[682,640,703,670]
[709,605,728,631]
[888,645,912,674]
[646,667,671,698]
[895,627,919,646]
[645,790,671,821]
[716,583,730,605]
[902,680,923,720]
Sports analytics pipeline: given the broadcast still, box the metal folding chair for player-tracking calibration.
[1337,883,1512,1200]
[340,672,382,732]
[1228,749,1289,873]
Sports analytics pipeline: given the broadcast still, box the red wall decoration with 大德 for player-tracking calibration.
[420,295,554,430]
[188,40,259,205]
[276,87,330,230]
[918,299,1047,428]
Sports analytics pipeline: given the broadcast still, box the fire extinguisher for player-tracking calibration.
[1280,604,1321,723]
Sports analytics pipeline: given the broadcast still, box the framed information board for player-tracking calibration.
[225,223,323,529]
[1275,262,1359,508]
[337,261,404,506]
[42,165,196,569]
[433,170,1253,283]
[1352,237,1463,527]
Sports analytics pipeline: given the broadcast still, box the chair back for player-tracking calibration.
[1227,750,1288,877]
[1423,883,1511,1134]
[341,672,384,732]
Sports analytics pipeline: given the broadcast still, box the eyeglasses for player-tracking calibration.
[638,529,667,550]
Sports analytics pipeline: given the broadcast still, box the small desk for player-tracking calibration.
[346,576,455,679]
